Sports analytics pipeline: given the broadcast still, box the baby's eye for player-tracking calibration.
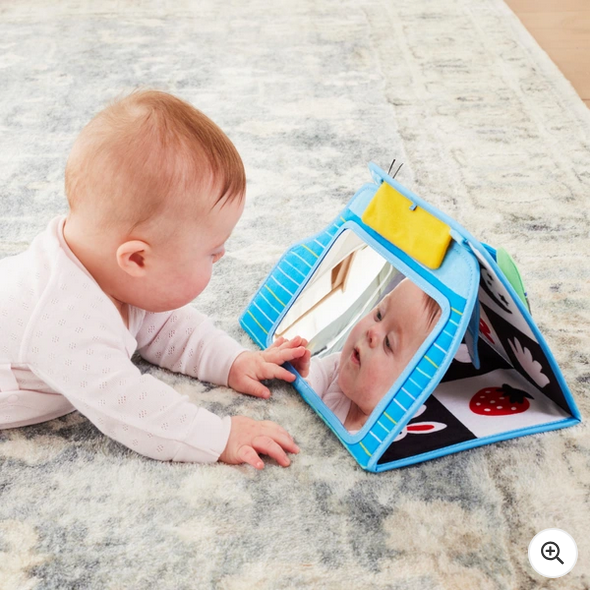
[376,309,382,321]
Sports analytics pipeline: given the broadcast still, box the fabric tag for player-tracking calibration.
[362,182,452,269]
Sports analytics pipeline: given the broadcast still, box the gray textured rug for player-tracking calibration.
[1,1,589,589]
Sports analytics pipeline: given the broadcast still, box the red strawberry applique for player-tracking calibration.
[469,384,533,416]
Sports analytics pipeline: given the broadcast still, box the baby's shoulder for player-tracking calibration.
[1,244,130,361]
[0,245,53,358]
[321,351,341,370]
[0,226,58,301]
[310,351,341,379]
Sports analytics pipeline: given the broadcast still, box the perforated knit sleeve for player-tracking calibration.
[23,300,231,462]
[135,305,246,386]
[28,343,230,462]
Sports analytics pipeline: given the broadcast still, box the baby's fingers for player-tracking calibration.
[252,435,291,467]
[239,377,271,399]
[268,364,297,383]
[260,421,300,454]
[289,350,311,378]
[268,337,287,349]
[265,345,308,365]
[238,445,265,470]
[298,349,311,368]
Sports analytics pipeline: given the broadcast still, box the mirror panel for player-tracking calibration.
[275,229,441,433]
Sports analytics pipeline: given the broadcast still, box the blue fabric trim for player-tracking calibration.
[347,183,379,218]
[374,417,581,472]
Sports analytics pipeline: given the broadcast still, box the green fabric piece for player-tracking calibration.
[496,247,530,312]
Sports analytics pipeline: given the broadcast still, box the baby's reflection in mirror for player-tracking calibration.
[290,278,440,433]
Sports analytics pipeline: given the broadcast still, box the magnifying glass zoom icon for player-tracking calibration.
[541,541,564,565]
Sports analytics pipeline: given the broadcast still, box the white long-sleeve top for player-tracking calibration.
[0,215,246,462]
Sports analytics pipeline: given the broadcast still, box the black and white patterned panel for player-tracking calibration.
[471,248,571,414]
[377,395,477,465]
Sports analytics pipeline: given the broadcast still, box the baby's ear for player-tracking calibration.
[116,240,151,277]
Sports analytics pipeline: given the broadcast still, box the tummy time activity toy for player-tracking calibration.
[240,162,581,472]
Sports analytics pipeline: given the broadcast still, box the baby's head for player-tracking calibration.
[64,89,246,312]
[338,278,441,423]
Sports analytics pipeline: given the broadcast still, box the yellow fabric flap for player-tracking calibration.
[361,183,451,269]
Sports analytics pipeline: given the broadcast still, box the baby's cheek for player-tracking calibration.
[338,364,357,399]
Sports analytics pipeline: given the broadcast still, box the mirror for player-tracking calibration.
[275,229,441,434]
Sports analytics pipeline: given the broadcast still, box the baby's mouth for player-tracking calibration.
[352,346,361,366]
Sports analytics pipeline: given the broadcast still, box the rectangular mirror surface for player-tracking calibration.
[275,229,441,433]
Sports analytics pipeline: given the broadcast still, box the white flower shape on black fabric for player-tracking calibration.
[508,337,550,388]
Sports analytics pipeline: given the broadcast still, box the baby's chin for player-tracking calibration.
[119,288,195,313]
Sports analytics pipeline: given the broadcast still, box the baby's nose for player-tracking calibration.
[367,326,379,347]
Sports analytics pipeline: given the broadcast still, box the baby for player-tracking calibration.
[0,89,307,470]
[288,278,441,432]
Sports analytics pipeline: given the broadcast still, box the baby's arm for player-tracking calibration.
[135,305,245,387]
[135,306,307,398]
[30,337,231,461]
[28,340,296,465]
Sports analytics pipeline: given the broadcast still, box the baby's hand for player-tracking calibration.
[219,416,300,469]
[228,336,309,398]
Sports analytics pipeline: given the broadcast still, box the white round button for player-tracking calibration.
[528,528,577,578]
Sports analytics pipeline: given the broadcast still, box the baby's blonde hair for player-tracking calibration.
[65,89,246,239]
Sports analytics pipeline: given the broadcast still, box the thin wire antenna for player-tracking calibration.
[387,158,396,176]
[393,162,404,179]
